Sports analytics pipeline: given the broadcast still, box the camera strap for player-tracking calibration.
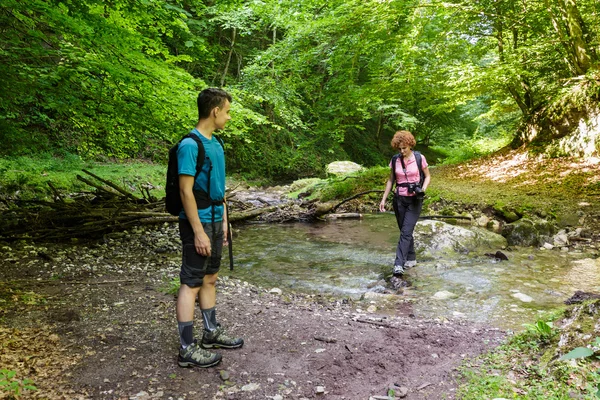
[400,156,410,183]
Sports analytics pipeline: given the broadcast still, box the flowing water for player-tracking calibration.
[222,214,600,330]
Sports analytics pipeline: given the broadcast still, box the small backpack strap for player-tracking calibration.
[413,151,424,186]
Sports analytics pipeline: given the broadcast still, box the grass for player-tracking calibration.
[0,154,167,200]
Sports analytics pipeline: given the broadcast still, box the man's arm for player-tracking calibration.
[180,175,211,256]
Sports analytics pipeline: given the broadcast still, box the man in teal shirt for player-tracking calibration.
[176,88,243,369]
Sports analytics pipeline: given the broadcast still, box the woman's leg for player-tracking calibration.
[395,197,422,268]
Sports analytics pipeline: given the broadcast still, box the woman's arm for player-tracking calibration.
[379,171,395,212]
[421,166,431,191]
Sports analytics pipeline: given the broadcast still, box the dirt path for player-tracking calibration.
[0,226,505,400]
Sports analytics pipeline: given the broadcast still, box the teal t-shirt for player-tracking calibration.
[177,128,225,222]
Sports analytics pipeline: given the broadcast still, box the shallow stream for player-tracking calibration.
[222,214,600,330]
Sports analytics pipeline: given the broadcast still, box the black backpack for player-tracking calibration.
[165,133,223,216]
[391,151,425,187]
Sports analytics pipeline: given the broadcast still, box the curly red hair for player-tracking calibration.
[391,130,416,150]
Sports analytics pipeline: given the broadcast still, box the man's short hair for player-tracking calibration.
[197,88,232,120]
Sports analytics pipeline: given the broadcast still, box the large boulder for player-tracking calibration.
[501,218,556,247]
[326,161,364,176]
[414,220,507,257]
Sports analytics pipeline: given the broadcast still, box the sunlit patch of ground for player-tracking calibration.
[432,149,600,218]
[451,150,600,186]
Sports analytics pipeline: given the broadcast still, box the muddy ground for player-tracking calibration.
[0,222,506,400]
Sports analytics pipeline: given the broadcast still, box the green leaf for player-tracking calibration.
[184,41,194,48]
[559,347,594,360]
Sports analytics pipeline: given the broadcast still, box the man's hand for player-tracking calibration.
[194,231,211,256]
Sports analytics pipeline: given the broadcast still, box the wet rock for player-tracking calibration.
[564,291,600,305]
[553,232,569,247]
[415,220,506,256]
[502,218,556,247]
[512,293,533,303]
[389,276,410,290]
[362,292,397,301]
[484,250,508,261]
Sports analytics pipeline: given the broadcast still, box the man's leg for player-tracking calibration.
[199,223,244,350]
[177,284,200,347]
[176,219,221,368]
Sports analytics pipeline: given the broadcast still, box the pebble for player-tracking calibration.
[512,293,533,303]
[241,383,260,392]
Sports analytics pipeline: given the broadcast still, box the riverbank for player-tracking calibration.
[0,225,505,399]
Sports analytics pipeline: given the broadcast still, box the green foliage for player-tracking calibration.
[316,166,389,202]
[1,0,599,182]
[459,307,600,399]
[523,320,555,341]
[0,370,37,398]
[0,155,166,200]
[560,347,595,361]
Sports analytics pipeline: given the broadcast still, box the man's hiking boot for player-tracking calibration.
[405,260,417,269]
[178,340,222,368]
[201,324,244,349]
[393,265,404,276]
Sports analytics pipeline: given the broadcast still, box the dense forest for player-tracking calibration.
[1,0,599,180]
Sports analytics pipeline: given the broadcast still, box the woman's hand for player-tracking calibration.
[379,199,386,212]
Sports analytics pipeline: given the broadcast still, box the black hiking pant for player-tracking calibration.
[392,194,423,267]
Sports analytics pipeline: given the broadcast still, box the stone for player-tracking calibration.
[269,288,283,295]
[476,215,490,227]
[325,161,364,176]
[241,383,260,392]
[433,290,457,300]
[512,292,533,303]
[414,220,507,257]
[219,370,230,381]
[315,386,325,394]
[502,218,556,247]
[553,233,569,247]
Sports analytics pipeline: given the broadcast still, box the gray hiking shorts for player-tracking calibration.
[179,218,223,287]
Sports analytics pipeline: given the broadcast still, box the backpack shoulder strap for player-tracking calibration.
[391,154,400,186]
[413,151,424,185]
[214,135,224,149]
[180,133,206,179]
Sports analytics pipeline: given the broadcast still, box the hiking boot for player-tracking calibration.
[405,260,417,268]
[178,340,222,368]
[393,265,404,276]
[201,324,244,349]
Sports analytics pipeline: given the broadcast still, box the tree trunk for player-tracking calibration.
[220,27,237,87]
[555,0,591,75]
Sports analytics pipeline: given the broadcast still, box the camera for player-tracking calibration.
[407,183,425,197]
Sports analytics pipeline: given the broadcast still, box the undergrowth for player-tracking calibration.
[458,307,600,399]
[0,154,166,200]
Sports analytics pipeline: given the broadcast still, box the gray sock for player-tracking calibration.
[201,307,217,332]
[178,321,194,348]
